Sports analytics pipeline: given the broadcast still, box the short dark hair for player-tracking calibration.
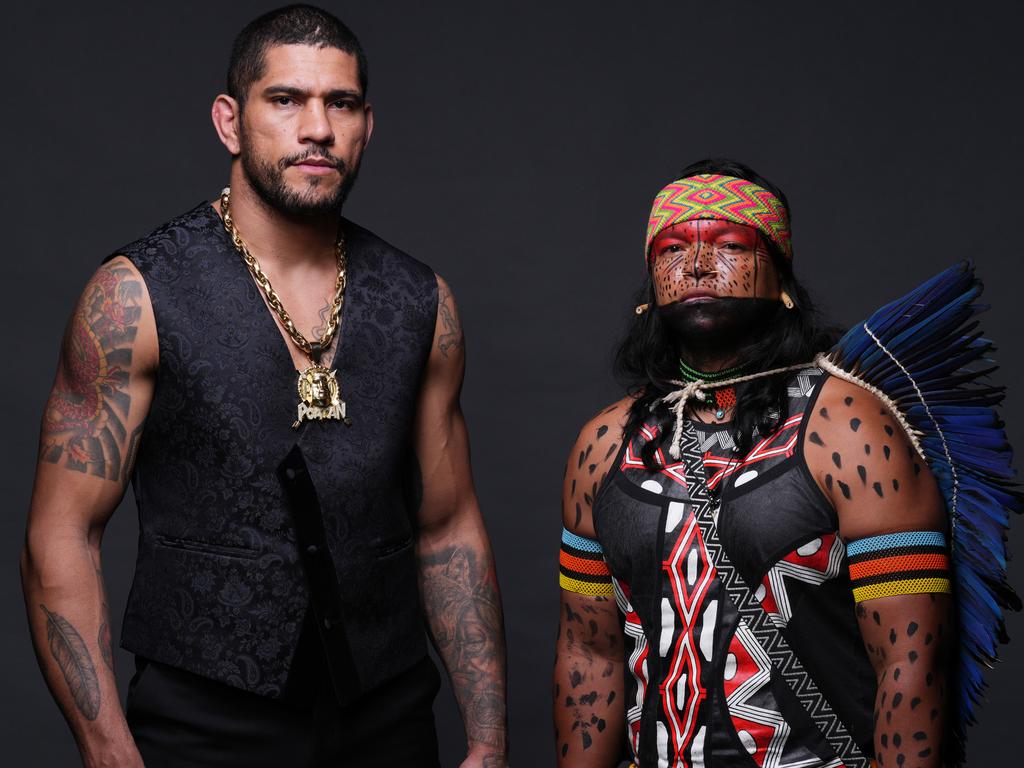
[227,4,369,107]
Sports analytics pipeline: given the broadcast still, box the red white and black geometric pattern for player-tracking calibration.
[703,413,804,491]
[658,505,717,766]
[755,534,845,629]
[675,423,870,768]
[613,577,649,761]
[621,423,690,491]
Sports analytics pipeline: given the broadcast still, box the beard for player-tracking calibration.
[656,297,781,359]
[238,129,361,218]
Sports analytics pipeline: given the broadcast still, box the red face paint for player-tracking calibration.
[649,220,781,307]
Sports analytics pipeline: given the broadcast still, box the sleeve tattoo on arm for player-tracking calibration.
[420,545,506,748]
[40,262,141,481]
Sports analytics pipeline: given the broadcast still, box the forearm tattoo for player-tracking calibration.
[419,545,506,753]
[555,596,623,761]
[40,261,141,481]
[40,604,101,721]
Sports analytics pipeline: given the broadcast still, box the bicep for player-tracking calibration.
[30,257,156,534]
[413,275,473,529]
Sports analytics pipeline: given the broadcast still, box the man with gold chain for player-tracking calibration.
[21,5,507,767]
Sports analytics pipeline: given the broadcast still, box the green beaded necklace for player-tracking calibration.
[677,360,745,419]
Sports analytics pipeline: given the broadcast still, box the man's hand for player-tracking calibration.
[415,276,509,763]
[22,257,157,767]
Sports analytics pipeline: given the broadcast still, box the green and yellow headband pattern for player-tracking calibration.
[645,173,792,261]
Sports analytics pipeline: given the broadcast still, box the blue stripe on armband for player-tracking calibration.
[846,530,946,557]
[561,527,604,554]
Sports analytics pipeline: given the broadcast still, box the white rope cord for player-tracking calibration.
[658,361,814,459]
[812,353,927,462]
[860,323,959,522]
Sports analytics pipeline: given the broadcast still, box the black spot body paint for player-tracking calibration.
[574,502,582,527]
[884,425,894,436]
[865,443,871,455]
[893,479,900,492]
[588,464,597,475]
[810,432,825,447]
[838,480,851,499]
[873,611,881,625]
[857,465,867,484]
[907,621,918,636]
[883,445,891,460]
[911,697,921,710]
[889,629,897,645]
[825,474,834,491]
[604,443,618,460]
[909,650,918,663]
[832,452,842,469]
[819,407,830,420]
[597,425,608,439]
[850,418,862,432]
[844,396,854,406]
[893,693,903,708]
[893,667,901,681]
[873,481,884,497]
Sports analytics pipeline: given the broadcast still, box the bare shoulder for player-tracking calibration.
[803,375,945,540]
[562,395,636,538]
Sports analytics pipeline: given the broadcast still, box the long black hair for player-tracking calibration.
[615,158,840,468]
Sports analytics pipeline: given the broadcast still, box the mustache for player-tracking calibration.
[278,149,348,172]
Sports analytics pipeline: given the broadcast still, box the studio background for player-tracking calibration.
[4,1,1022,765]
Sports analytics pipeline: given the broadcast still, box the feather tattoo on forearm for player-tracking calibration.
[40,604,101,721]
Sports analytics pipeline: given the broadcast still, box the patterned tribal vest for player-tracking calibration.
[113,202,437,701]
[592,367,877,767]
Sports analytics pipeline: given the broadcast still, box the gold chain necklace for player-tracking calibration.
[220,186,351,429]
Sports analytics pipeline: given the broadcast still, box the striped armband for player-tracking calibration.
[847,530,951,603]
[559,528,614,597]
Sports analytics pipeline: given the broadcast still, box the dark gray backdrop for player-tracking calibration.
[4,1,1022,765]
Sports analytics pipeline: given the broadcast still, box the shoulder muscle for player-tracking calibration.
[803,376,945,540]
[562,396,634,538]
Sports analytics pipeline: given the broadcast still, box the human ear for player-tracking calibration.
[211,94,242,156]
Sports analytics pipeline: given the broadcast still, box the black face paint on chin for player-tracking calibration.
[656,297,780,356]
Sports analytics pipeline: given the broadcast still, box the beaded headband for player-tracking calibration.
[645,173,792,262]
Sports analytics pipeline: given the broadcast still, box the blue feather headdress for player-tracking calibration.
[822,261,1021,764]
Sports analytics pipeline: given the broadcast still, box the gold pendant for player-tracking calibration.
[292,364,348,428]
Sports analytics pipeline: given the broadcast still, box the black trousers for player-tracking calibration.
[126,644,441,767]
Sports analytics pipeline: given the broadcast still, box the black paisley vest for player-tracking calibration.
[593,367,877,767]
[113,201,437,701]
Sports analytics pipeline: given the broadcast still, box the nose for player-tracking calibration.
[688,241,718,283]
[297,100,334,145]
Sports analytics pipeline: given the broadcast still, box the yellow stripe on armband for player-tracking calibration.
[852,577,951,603]
[559,572,615,597]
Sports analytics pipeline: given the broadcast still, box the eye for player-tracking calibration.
[331,99,356,110]
[719,241,749,251]
[273,95,295,106]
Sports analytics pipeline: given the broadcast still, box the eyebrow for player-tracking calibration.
[261,85,364,104]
